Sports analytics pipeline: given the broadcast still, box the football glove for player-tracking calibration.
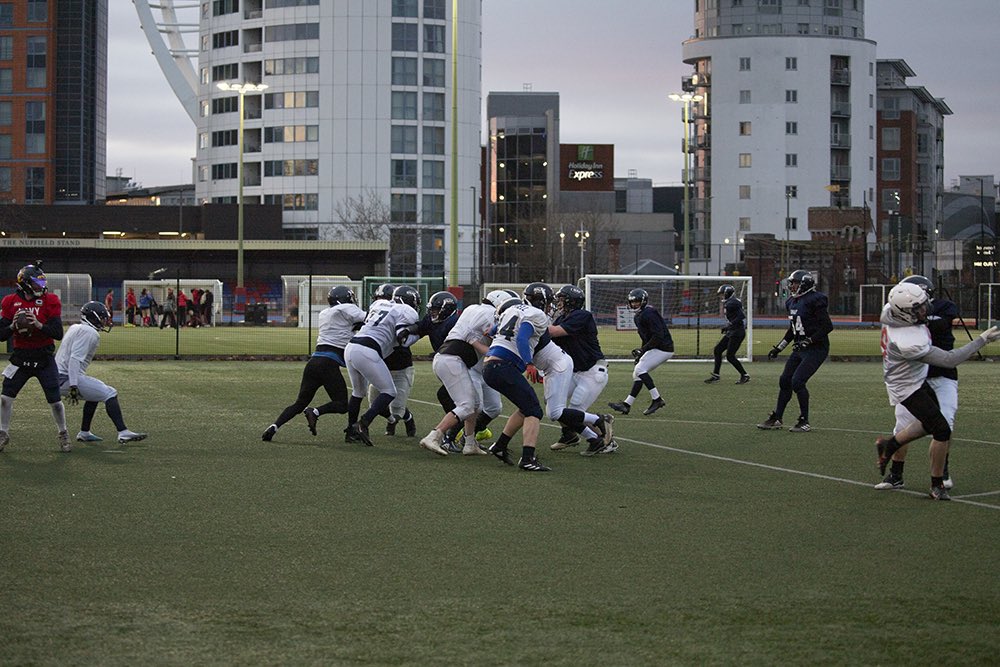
[767,346,781,360]
[794,337,813,351]
[67,386,80,406]
[980,325,1000,343]
[720,327,730,335]
[525,364,542,384]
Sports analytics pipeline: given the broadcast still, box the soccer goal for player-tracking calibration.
[978,283,1000,329]
[859,284,893,322]
[583,275,754,362]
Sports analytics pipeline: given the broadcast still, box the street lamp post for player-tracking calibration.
[217,81,268,290]
[783,188,792,280]
[574,229,590,281]
[559,231,566,282]
[669,92,703,276]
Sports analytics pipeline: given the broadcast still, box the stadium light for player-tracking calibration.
[574,229,590,280]
[217,81,268,289]
[669,92,703,276]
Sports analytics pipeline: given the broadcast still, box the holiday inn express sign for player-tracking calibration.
[560,143,614,192]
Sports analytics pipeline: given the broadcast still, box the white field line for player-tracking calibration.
[408,398,1000,510]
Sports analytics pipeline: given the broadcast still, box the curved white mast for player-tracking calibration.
[133,0,199,123]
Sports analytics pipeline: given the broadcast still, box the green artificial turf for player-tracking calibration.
[2,360,999,665]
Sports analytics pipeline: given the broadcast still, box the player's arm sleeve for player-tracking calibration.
[918,337,986,368]
[639,313,664,353]
[548,324,569,338]
[807,297,834,340]
[0,316,12,342]
[66,336,92,387]
[516,321,535,363]
[41,314,64,340]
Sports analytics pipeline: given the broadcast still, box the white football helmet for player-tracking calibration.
[483,289,519,310]
[887,282,929,324]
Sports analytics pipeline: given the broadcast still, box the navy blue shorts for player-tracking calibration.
[483,359,543,419]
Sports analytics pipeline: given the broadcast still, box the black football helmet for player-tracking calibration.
[81,301,113,332]
[787,270,815,297]
[718,284,735,300]
[17,264,47,298]
[901,274,934,299]
[497,296,521,317]
[627,288,648,310]
[393,285,420,310]
[523,282,554,310]
[428,291,458,323]
[373,283,395,301]
[555,284,585,312]
[328,285,357,306]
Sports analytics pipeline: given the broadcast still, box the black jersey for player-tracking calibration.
[553,308,605,372]
[926,298,959,380]
[416,311,458,352]
[781,290,833,347]
[722,296,746,333]
[635,306,674,353]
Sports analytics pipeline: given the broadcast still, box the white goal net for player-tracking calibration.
[583,275,754,362]
[859,284,892,323]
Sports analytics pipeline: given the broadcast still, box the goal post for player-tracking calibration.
[859,284,892,322]
[583,275,754,362]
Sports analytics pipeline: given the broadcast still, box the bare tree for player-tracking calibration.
[334,189,390,242]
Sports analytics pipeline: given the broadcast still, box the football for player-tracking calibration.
[13,310,32,335]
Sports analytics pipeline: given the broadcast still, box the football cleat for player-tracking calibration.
[487,442,514,466]
[344,426,360,444]
[643,398,666,416]
[303,408,319,436]
[579,437,606,458]
[462,442,488,456]
[736,375,751,385]
[942,477,954,490]
[0,430,8,452]
[76,431,103,443]
[929,485,951,501]
[875,437,891,475]
[704,374,720,384]
[874,472,904,490]
[348,422,373,447]
[600,440,619,454]
[550,433,581,451]
[118,430,148,444]
[261,425,277,442]
[756,414,783,430]
[518,456,551,472]
[608,401,631,415]
[442,439,463,454]
[385,415,398,437]
[419,429,448,456]
[596,414,615,445]
[475,428,493,442]
[404,415,417,437]
[58,430,71,453]
[789,418,811,433]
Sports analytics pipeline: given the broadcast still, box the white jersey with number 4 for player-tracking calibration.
[355,300,418,357]
[491,303,549,362]
[445,303,495,346]
[880,306,932,405]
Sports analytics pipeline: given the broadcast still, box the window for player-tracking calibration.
[423,126,445,155]
[211,163,239,180]
[739,217,751,232]
[424,0,446,19]
[0,68,10,93]
[916,133,929,155]
[391,91,418,120]
[786,121,798,135]
[391,193,417,223]
[739,57,751,71]
[882,97,899,119]
[881,127,900,151]
[825,25,842,36]
[0,134,10,158]
[825,0,842,14]
[25,167,44,203]
[739,121,751,136]
[785,89,798,103]
[27,0,47,21]
[732,24,743,34]
[263,125,318,143]
[391,125,417,153]
[739,90,751,104]
[881,188,901,212]
[786,217,798,231]
[392,57,417,85]
[423,58,445,87]
[212,30,239,49]
[785,57,797,70]
[881,158,900,181]
[213,96,239,114]
[392,0,417,17]
[424,24,445,53]
[213,0,238,16]
[263,159,317,176]
[265,193,318,210]
[212,63,239,82]
[759,0,781,9]
[199,133,208,149]
[0,36,11,60]
[0,166,10,192]
[423,159,444,188]
[786,153,798,167]
[264,57,319,75]
[0,4,11,25]
[760,24,782,34]
[391,159,417,188]
[422,194,444,225]
[392,23,418,51]
[739,185,751,200]
[264,23,320,42]
[25,101,44,154]
[200,100,210,117]
[786,185,798,198]
[265,0,320,6]
[0,101,10,125]
[26,36,46,88]
[264,91,319,109]
[212,130,238,147]
[423,92,445,121]
[739,153,752,168]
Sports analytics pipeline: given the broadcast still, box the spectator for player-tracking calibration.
[201,289,214,326]
[138,289,154,327]
[125,287,137,327]
[160,288,178,329]
[189,288,202,327]
[104,289,114,324]
[176,289,188,326]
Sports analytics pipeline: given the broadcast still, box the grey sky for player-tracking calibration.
[106,1,999,188]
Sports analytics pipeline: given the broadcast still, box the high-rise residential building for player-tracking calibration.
[0,0,107,205]
[681,0,876,274]
[141,0,482,281]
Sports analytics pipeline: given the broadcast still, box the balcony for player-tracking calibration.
[693,166,711,181]
[694,134,712,149]
[830,165,851,181]
[830,135,851,149]
[691,198,712,214]
[831,69,850,85]
[830,101,851,117]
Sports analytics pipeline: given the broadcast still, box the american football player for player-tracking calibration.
[56,301,147,445]
[608,287,674,417]
[0,263,69,452]
[705,284,750,385]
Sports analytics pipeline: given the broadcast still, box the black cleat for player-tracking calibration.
[929,485,951,501]
[261,424,277,442]
[756,414,783,430]
[704,374,720,384]
[518,456,551,472]
[735,375,751,385]
[789,417,811,433]
[579,437,605,457]
[344,425,361,444]
[874,471,904,490]
[303,408,318,436]
[385,416,397,436]
[643,398,666,416]
[487,442,514,466]
[608,401,630,415]
[404,415,416,437]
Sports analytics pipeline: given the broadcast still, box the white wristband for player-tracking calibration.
[775,339,789,351]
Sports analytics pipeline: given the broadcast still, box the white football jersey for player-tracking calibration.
[881,321,932,405]
[316,302,366,348]
[354,300,419,357]
[490,303,549,362]
[533,339,571,375]
[445,303,495,346]
[55,323,100,386]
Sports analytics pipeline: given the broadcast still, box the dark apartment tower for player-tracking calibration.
[0,0,106,206]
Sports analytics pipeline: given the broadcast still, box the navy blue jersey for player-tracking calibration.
[553,308,605,372]
[927,298,958,380]
[384,345,413,371]
[722,296,746,332]
[635,306,674,353]
[416,312,458,352]
[782,290,833,346]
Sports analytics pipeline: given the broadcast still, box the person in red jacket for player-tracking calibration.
[177,289,188,327]
[0,263,69,452]
[125,287,137,326]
